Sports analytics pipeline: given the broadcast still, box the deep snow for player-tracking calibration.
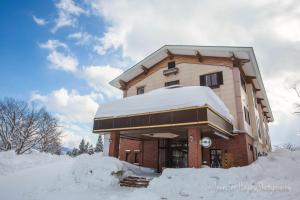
[0,149,299,200]
[95,86,233,121]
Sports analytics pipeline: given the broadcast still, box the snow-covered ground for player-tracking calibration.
[0,149,299,200]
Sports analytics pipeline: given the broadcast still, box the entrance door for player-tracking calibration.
[170,141,187,168]
[210,149,222,168]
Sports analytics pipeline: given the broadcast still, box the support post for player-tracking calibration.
[188,128,202,168]
[109,131,120,158]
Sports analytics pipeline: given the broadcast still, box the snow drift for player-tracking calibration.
[127,149,300,200]
[0,149,300,200]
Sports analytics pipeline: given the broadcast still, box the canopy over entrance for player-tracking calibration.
[93,86,233,136]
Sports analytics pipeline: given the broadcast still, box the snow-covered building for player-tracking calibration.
[93,45,273,171]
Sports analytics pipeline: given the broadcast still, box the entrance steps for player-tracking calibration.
[119,176,150,188]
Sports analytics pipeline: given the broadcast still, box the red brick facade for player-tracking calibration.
[119,137,159,169]
[187,128,202,168]
[110,131,255,170]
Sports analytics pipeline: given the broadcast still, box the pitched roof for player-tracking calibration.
[110,45,273,121]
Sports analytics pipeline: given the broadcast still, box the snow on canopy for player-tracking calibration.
[95,85,233,121]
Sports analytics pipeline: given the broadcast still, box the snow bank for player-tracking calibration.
[0,150,68,175]
[95,86,233,121]
[132,149,300,200]
[71,154,125,189]
[1,149,300,200]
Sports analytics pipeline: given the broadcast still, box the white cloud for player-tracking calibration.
[80,65,123,98]
[86,0,300,63]
[84,0,300,146]
[47,51,78,72]
[32,15,47,26]
[52,0,88,32]
[68,32,94,45]
[31,88,100,147]
[39,39,68,50]
[39,39,78,72]
[264,72,300,146]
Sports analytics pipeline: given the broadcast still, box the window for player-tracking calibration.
[168,61,176,69]
[200,72,223,88]
[134,151,140,164]
[136,86,144,95]
[165,80,180,87]
[257,119,262,139]
[244,107,251,125]
[248,144,253,151]
[125,151,130,161]
[241,73,247,92]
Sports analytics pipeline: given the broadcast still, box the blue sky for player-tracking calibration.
[0,0,300,147]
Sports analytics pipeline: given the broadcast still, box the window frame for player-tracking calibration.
[134,151,140,164]
[200,72,223,89]
[167,61,176,69]
[240,73,247,92]
[165,80,180,87]
[244,106,251,125]
[136,86,145,95]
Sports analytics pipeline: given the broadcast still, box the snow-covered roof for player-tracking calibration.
[95,86,233,122]
[109,45,273,121]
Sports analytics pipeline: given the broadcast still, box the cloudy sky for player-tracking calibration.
[0,0,299,147]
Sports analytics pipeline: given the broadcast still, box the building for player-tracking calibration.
[93,45,273,171]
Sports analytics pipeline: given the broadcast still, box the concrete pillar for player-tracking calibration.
[103,134,110,156]
[109,131,120,158]
[188,127,202,168]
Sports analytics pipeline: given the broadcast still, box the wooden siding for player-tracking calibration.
[93,107,233,135]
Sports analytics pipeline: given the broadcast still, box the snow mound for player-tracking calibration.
[71,154,126,189]
[1,149,300,200]
[0,150,67,175]
[95,86,233,121]
[140,149,300,200]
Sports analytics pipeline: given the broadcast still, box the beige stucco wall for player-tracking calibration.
[124,60,271,153]
[126,63,239,129]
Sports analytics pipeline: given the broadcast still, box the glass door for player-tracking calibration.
[210,149,222,168]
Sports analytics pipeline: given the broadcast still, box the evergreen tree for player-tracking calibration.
[84,141,90,153]
[95,135,104,152]
[78,139,86,154]
[71,148,79,157]
[87,144,94,155]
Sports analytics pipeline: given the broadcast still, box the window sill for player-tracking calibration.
[163,67,179,76]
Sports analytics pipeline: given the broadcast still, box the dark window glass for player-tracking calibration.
[125,152,130,161]
[248,144,253,151]
[200,72,223,88]
[168,61,176,69]
[241,73,247,92]
[165,80,179,87]
[134,152,140,163]
[244,107,251,125]
[137,86,144,95]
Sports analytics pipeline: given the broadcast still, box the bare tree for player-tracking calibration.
[0,98,27,151]
[0,98,62,154]
[35,109,62,154]
[292,83,300,114]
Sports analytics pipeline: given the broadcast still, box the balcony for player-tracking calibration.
[163,67,179,76]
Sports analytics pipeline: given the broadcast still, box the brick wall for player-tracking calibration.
[118,133,255,169]
[119,137,158,169]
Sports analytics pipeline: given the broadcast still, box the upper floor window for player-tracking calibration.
[241,73,247,92]
[200,72,223,88]
[136,86,144,95]
[165,80,179,87]
[168,61,176,69]
[244,106,251,125]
